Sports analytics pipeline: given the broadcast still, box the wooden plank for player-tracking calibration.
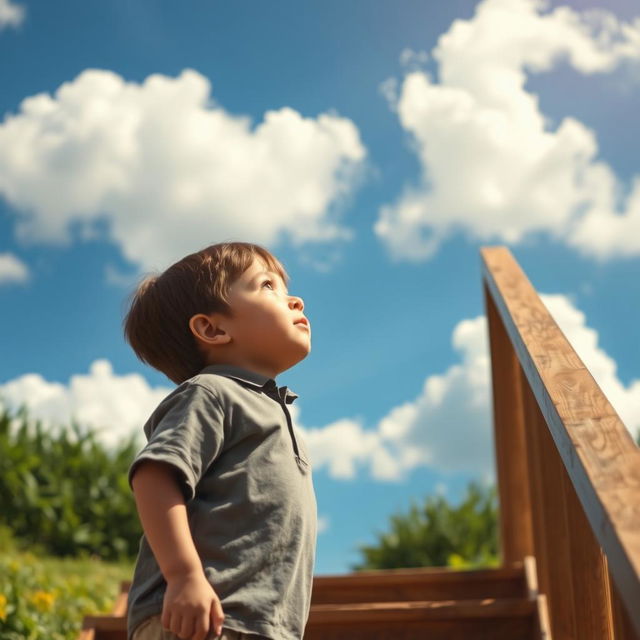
[110,592,128,617]
[484,283,534,564]
[561,470,613,639]
[521,376,576,640]
[311,565,526,603]
[314,564,524,583]
[480,246,640,636]
[304,618,534,640]
[523,556,552,640]
[604,555,639,640]
[81,616,126,631]
[305,597,538,639]
[520,362,551,603]
[308,597,536,623]
[535,594,552,640]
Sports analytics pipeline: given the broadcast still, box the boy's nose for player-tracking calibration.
[289,295,304,311]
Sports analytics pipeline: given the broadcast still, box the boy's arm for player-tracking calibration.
[131,459,201,578]
[131,460,225,640]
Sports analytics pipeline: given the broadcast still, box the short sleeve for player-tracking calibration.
[128,383,225,502]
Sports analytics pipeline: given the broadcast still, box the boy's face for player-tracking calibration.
[221,257,311,374]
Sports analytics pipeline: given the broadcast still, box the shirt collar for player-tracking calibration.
[200,363,299,404]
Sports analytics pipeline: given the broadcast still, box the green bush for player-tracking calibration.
[0,403,142,560]
[352,480,499,570]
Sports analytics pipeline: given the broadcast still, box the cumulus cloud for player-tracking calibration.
[292,411,425,482]
[293,292,639,481]
[0,359,172,449]
[0,0,25,30]
[376,0,640,261]
[0,69,366,273]
[0,252,29,284]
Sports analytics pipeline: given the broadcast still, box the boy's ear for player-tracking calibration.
[189,313,232,346]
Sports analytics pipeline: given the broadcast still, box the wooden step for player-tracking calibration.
[78,564,538,640]
[304,597,538,640]
[113,563,527,605]
[311,563,527,604]
[82,597,537,640]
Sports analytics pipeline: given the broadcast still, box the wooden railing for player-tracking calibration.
[481,246,640,639]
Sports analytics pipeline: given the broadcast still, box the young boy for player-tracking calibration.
[122,241,317,640]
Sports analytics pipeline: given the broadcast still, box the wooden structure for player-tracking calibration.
[482,246,640,639]
[79,246,640,639]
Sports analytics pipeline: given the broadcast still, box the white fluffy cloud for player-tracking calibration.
[293,292,639,481]
[0,360,172,449]
[376,0,640,261]
[0,0,25,29]
[0,69,366,273]
[292,412,425,482]
[0,251,29,284]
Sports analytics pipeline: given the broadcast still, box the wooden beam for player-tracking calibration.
[484,281,534,563]
[480,245,640,636]
[521,373,576,639]
[561,470,613,638]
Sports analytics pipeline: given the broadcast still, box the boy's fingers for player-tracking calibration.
[160,607,171,630]
[210,599,225,636]
[191,610,210,640]
[169,612,183,635]
[178,614,195,640]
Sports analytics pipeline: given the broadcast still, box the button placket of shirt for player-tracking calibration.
[262,380,302,461]
[279,386,310,472]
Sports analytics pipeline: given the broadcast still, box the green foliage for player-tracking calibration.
[0,402,142,560]
[0,528,133,640]
[352,480,499,571]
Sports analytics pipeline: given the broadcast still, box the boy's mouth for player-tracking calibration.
[294,317,310,329]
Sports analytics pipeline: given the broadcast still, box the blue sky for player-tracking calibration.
[1,0,639,574]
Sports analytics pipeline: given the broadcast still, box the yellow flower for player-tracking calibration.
[447,553,468,569]
[0,594,7,621]
[30,590,55,612]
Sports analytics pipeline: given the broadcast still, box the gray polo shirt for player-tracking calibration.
[126,363,317,640]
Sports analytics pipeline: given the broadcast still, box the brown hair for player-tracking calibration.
[122,241,289,385]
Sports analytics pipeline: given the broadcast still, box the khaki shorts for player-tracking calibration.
[132,614,271,640]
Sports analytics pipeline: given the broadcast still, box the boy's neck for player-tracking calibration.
[205,357,281,382]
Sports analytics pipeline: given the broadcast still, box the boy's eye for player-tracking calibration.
[262,279,290,295]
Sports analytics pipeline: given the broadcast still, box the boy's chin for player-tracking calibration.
[289,344,311,365]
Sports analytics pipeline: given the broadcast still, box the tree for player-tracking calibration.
[351,480,499,571]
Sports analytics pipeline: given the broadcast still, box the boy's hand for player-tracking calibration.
[161,570,225,640]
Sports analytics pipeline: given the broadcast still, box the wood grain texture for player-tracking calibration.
[311,563,526,603]
[562,471,613,639]
[522,374,577,639]
[485,283,534,563]
[524,556,552,640]
[480,245,640,637]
